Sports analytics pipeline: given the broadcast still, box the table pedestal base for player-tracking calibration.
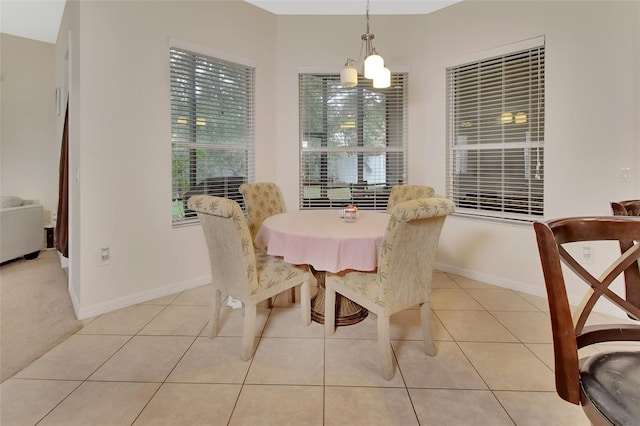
[309,266,368,326]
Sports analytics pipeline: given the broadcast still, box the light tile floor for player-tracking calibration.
[2,272,635,425]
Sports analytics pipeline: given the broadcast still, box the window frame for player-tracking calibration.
[298,71,408,211]
[169,42,255,226]
[446,37,545,222]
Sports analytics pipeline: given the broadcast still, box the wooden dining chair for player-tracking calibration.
[533,216,640,425]
[611,199,640,217]
[325,197,455,380]
[239,182,295,304]
[187,195,311,361]
[611,199,640,315]
[386,184,435,213]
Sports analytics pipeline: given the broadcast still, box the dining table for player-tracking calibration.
[254,209,390,325]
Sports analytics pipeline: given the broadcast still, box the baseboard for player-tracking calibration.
[434,262,629,319]
[75,275,212,320]
[435,262,547,297]
[57,251,69,270]
[68,281,81,319]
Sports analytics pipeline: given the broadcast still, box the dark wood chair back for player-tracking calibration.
[611,199,640,217]
[611,199,640,312]
[534,216,640,425]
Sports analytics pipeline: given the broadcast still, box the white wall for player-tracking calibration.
[56,0,278,318]
[275,1,639,308]
[429,1,639,306]
[1,34,58,224]
[45,0,639,318]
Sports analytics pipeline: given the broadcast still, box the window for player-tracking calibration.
[446,38,545,221]
[299,73,407,210]
[170,46,255,225]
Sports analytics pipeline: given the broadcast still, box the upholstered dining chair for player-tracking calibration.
[325,197,455,380]
[187,195,311,361]
[534,217,640,425]
[238,182,286,239]
[386,184,435,213]
[239,182,295,304]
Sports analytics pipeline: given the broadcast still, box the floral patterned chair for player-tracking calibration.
[239,183,286,239]
[325,197,455,380]
[386,184,435,213]
[239,182,296,304]
[187,195,311,361]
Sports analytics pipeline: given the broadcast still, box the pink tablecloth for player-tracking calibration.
[255,210,390,273]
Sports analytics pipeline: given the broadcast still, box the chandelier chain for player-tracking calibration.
[366,0,370,34]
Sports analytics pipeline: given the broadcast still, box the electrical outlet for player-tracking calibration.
[582,246,594,264]
[620,167,631,181]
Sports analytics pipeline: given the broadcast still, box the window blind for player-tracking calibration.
[299,73,408,210]
[446,42,545,221]
[170,47,255,225]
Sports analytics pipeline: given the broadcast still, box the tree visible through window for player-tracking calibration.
[446,39,545,221]
[170,47,255,225]
[299,73,407,210]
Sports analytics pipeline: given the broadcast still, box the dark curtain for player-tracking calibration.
[55,99,69,257]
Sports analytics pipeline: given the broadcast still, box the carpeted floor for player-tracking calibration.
[0,250,86,382]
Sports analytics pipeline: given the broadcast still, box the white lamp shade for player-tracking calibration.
[373,67,391,89]
[364,53,384,79]
[340,64,358,87]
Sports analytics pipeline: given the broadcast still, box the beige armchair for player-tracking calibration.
[386,184,435,213]
[187,195,311,361]
[0,199,43,263]
[325,197,455,380]
[238,182,295,304]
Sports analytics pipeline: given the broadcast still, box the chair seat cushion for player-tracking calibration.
[330,271,382,307]
[580,351,640,425]
[255,248,307,294]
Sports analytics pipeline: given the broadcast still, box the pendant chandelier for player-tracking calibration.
[340,0,391,89]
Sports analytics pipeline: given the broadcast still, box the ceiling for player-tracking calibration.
[0,0,66,44]
[244,1,461,15]
[0,0,461,44]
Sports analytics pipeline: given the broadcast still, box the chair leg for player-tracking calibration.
[289,287,296,303]
[324,286,336,336]
[420,302,437,356]
[209,289,222,338]
[300,281,311,326]
[377,314,394,380]
[241,304,257,361]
